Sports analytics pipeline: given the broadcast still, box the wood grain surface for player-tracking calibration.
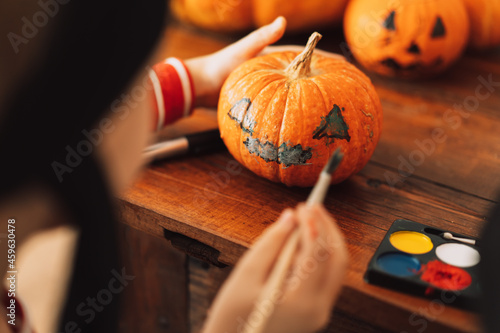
[118,20,500,333]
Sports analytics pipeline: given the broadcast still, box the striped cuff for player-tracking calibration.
[149,57,195,131]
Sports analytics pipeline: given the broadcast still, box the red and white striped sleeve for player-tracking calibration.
[148,57,196,131]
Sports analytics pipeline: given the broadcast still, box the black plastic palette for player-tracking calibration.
[365,219,481,310]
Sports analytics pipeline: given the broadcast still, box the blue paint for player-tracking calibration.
[376,253,421,277]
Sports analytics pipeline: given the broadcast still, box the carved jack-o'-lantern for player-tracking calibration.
[344,0,470,78]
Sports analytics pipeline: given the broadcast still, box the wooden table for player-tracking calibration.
[117,20,500,333]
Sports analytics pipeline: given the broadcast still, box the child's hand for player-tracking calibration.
[185,17,344,107]
[185,16,286,107]
[202,204,348,333]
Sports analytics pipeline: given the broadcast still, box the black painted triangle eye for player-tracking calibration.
[407,42,420,54]
[383,10,396,30]
[431,16,446,38]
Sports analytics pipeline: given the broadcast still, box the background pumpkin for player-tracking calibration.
[343,0,470,78]
[218,33,383,187]
[171,0,349,33]
[461,0,500,50]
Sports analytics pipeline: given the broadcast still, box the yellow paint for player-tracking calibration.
[389,231,433,254]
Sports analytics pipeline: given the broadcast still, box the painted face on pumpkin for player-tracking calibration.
[218,32,383,187]
[377,10,448,75]
[344,0,470,78]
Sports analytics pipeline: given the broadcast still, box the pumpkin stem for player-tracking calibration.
[285,32,322,80]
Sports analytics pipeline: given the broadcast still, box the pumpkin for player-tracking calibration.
[170,0,349,33]
[217,33,383,187]
[343,0,470,78]
[461,0,500,50]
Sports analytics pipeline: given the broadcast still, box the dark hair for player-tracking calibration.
[0,0,166,331]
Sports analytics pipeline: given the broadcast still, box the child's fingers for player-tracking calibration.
[314,205,348,299]
[234,208,298,283]
[287,204,318,288]
[219,16,287,60]
[287,204,331,294]
[283,204,347,306]
[316,205,345,249]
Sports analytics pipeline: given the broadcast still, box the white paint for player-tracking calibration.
[435,243,480,268]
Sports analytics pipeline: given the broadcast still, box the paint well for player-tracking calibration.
[435,243,480,268]
[389,231,433,254]
[376,253,421,277]
[420,260,472,290]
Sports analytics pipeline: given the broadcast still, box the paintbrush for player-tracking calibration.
[143,129,225,161]
[244,148,343,333]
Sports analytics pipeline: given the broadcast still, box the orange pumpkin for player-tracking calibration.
[344,0,470,78]
[171,0,349,33]
[218,33,383,187]
[462,0,500,50]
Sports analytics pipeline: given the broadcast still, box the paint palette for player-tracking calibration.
[365,219,481,310]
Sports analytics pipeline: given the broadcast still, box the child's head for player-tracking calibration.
[0,1,167,330]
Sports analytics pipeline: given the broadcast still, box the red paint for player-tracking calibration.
[420,260,472,291]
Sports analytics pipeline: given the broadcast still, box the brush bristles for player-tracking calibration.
[323,148,343,175]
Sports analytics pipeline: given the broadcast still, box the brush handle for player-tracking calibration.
[143,137,189,161]
[452,236,476,246]
[244,172,332,333]
[307,172,332,205]
[143,129,224,161]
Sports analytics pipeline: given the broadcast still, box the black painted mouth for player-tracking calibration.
[380,57,444,73]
